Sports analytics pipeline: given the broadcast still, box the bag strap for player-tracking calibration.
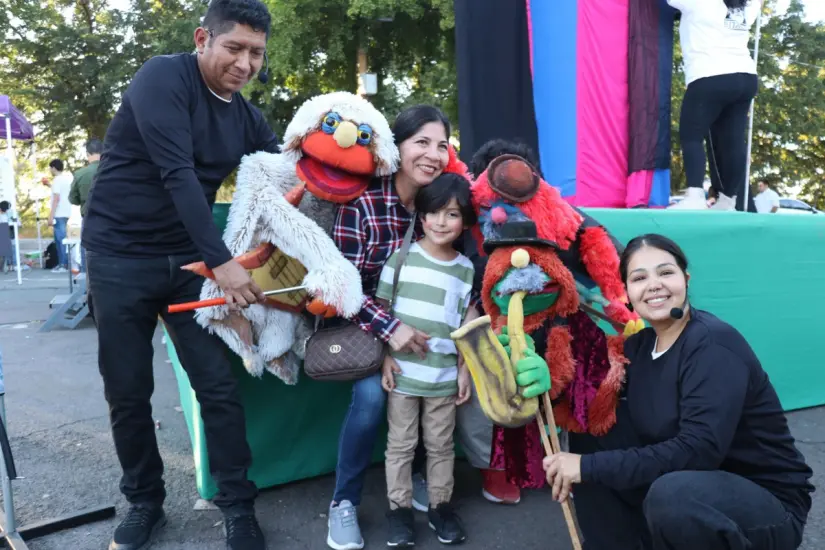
[390,218,417,307]
[313,218,416,332]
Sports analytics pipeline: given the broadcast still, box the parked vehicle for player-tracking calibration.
[777,198,821,214]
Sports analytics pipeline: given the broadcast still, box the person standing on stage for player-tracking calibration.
[81,1,278,549]
[668,0,760,211]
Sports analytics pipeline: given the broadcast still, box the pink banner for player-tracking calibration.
[626,170,654,208]
[575,0,630,207]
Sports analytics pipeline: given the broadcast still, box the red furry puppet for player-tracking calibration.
[468,153,644,489]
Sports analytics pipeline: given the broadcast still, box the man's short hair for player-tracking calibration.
[203,0,271,40]
[470,139,544,179]
[86,138,104,156]
[49,159,64,172]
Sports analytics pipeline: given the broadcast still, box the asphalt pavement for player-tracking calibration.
[0,268,821,549]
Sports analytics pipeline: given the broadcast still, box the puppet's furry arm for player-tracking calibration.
[580,226,637,325]
[257,187,365,317]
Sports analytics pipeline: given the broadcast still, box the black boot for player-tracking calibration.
[387,507,416,547]
[224,513,265,550]
[427,503,466,545]
[109,504,166,550]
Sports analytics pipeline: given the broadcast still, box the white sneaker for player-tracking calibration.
[669,187,708,210]
[709,193,737,211]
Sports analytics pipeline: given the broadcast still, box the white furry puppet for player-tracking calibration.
[184,92,399,384]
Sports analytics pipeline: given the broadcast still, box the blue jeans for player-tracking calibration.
[53,217,69,268]
[332,372,386,505]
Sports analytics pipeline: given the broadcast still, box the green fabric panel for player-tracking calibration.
[170,204,825,499]
[165,333,389,500]
[585,208,825,413]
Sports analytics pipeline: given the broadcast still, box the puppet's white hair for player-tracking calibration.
[280,91,399,176]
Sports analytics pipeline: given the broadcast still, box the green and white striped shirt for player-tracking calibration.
[376,242,474,397]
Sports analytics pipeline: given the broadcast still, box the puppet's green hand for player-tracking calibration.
[514,349,551,399]
[497,326,536,356]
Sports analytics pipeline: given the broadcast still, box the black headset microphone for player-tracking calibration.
[257,52,269,84]
[670,295,689,320]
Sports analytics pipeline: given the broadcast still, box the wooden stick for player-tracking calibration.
[536,393,582,550]
[509,290,582,549]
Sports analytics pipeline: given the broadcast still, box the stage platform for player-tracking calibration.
[166,204,825,500]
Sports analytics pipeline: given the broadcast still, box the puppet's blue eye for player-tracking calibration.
[322,112,342,134]
[356,124,373,145]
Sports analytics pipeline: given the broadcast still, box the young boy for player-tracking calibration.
[375,173,478,547]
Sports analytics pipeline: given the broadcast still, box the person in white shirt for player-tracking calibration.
[47,158,73,272]
[753,180,780,213]
[668,0,760,212]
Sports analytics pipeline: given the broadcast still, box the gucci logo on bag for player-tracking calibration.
[329,344,342,354]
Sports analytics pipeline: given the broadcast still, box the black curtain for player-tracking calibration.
[454,0,539,165]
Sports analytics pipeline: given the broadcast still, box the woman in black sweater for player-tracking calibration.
[543,233,814,549]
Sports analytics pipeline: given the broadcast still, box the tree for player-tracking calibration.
[1,0,459,225]
[0,0,208,226]
[247,0,457,139]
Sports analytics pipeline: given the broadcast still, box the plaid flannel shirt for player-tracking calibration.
[333,176,421,342]
[334,176,482,343]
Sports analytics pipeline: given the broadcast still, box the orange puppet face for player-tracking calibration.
[296,112,378,203]
[481,245,580,333]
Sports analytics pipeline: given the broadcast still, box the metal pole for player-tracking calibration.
[35,208,42,269]
[743,3,763,208]
[0,394,16,536]
[31,143,42,269]
[4,117,22,284]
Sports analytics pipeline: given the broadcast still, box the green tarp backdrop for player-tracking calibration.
[166,205,825,500]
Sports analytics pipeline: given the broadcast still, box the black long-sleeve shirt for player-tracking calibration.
[581,309,814,521]
[82,53,279,268]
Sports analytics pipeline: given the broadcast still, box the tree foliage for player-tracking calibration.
[0,0,456,224]
[1,0,823,228]
[247,0,456,139]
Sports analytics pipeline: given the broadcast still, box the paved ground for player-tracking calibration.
[0,268,821,549]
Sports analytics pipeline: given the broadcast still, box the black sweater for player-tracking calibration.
[580,309,814,521]
[83,53,279,268]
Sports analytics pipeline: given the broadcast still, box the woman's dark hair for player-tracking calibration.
[414,173,477,227]
[392,105,451,146]
[203,0,271,38]
[470,139,544,179]
[619,233,689,283]
[0,201,9,212]
[724,0,750,9]
[49,159,64,172]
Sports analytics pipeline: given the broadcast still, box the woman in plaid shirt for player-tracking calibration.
[325,106,497,550]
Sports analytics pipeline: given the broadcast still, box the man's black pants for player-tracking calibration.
[87,251,257,514]
[568,402,804,550]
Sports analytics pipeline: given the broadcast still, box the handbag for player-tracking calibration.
[303,220,416,381]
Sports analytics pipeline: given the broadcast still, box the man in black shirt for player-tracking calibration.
[82,1,277,549]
